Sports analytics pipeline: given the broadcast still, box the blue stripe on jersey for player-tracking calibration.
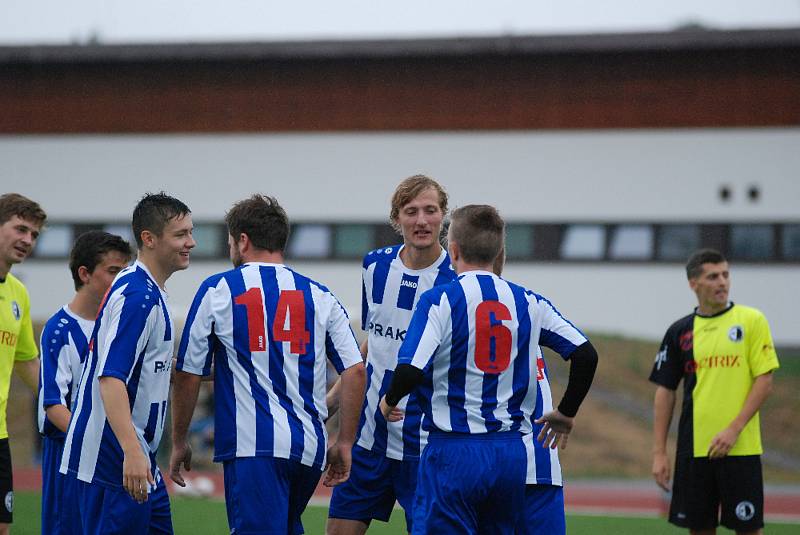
[368,368,394,453]
[445,283,470,432]
[66,342,101,474]
[361,277,369,331]
[401,388,424,457]
[261,267,305,462]
[226,268,276,459]
[100,291,155,382]
[125,348,147,411]
[143,402,160,443]
[177,276,223,373]
[476,274,502,432]
[433,257,455,287]
[371,260,391,306]
[396,274,419,311]
[509,283,533,432]
[291,271,326,469]
[213,331,237,460]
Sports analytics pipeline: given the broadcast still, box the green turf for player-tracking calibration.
[12,491,798,534]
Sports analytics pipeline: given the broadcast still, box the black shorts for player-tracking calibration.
[0,438,12,524]
[670,454,763,532]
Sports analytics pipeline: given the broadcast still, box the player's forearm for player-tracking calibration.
[336,362,366,445]
[45,404,72,433]
[13,358,40,393]
[728,372,773,434]
[171,371,202,445]
[653,386,676,454]
[384,364,424,407]
[99,376,141,454]
[557,342,598,417]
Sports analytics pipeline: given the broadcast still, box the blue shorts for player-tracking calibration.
[223,456,322,535]
[72,473,173,535]
[41,436,78,535]
[328,445,418,530]
[516,485,565,535]
[412,431,526,535]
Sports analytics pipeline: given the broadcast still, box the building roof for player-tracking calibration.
[2,27,799,64]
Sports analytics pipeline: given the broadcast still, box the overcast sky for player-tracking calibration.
[1,0,799,45]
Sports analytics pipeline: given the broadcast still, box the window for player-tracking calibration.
[335,225,374,258]
[657,225,699,261]
[561,225,605,260]
[782,225,800,260]
[191,224,224,258]
[34,224,73,258]
[287,224,331,259]
[505,224,534,260]
[730,225,773,260]
[610,225,653,260]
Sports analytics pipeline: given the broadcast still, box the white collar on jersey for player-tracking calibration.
[395,244,447,274]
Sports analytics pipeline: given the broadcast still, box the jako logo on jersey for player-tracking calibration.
[728,325,744,342]
[10,301,20,321]
[683,355,741,373]
[154,359,172,374]
[397,274,420,311]
[367,322,406,341]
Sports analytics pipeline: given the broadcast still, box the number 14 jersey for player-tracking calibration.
[177,262,362,470]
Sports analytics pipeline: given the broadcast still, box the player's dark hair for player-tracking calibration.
[226,195,290,253]
[131,192,191,248]
[0,193,47,226]
[389,174,448,233]
[449,205,504,265]
[69,231,133,291]
[686,248,727,279]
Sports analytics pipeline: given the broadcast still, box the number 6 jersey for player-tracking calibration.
[397,270,587,435]
[176,262,362,470]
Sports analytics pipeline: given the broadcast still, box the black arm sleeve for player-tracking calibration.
[384,364,425,407]
[556,341,598,418]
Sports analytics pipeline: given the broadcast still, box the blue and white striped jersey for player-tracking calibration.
[60,261,174,489]
[176,262,362,470]
[357,245,456,460]
[397,270,587,436]
[37,306,93,438]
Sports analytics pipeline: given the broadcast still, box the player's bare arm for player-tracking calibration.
[652,386,676,491]
[169,370,203,486]
[324,362,366,487]
[44,405,71,433]
[708,371,774,459]
[13,357,40,392]
[99,376,154,504]
[326,338,368,418]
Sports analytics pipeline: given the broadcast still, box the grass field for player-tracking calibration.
[12,491,799,534]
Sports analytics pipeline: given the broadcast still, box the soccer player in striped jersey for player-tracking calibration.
[61,193,195,535]
[169,195,366,535]
[38,231,131,534]
[493,247,586,535]
[327,175,456,535]
[380,205,597,534]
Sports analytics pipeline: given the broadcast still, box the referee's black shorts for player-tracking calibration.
[0,438,13,524]
[669,454,763,532]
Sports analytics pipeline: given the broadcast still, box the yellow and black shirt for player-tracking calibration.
[0,272,38,439]
[649,303,779,458]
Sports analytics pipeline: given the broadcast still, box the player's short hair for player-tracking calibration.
[389,174,448,232]
[226,195,290,253]
[131,192,191,248]
[449,205,504,265]
[69,231,133,291]
[686,248,727,279]
[0,193,47,226]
